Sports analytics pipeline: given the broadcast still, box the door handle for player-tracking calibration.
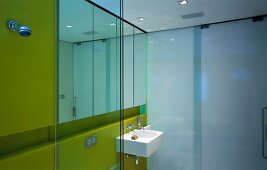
[262,107,267,159]
[73,96,77,120]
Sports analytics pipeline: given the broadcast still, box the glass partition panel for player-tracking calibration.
[123,22,134,109]
[134,28,147,106]
[58,0,148,169]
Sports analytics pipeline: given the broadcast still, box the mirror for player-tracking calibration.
[58,0,147,123]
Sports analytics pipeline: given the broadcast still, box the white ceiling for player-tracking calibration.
[123,0,267,32]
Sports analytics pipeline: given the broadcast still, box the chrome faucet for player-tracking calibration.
[135,116,144,130]
[127,123,133,133]
[126,116,144,132]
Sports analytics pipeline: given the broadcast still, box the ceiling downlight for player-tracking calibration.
[179,0,188,5]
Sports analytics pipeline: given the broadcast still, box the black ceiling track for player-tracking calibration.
[252,16,264,22]
[208,14,267,26]
[200,14,266,29]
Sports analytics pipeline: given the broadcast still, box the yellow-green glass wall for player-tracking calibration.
[0,0,56,137]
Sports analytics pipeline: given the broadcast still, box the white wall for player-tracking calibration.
[147,18,267,170]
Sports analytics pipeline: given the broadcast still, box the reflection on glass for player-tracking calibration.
[58,0,147,123]
[73,42,93,120]
[93,7,120,115]
[58,0,122,123]
[89,0,121,16]
[59,41,74,123]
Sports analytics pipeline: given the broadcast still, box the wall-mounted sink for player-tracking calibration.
[116,128,163,157]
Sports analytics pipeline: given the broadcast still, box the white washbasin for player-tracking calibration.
[133,130,158,138]
[116,128,163,157]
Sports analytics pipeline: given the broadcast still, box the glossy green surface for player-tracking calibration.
[0,0,56,137]
[0,143,55,170]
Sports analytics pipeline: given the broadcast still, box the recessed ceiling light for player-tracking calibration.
[170,38,175,42]
[66,25,73,28]
[137,17,145,21]
[110,23,116,26]
[179,0,188,5]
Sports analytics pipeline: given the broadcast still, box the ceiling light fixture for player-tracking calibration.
[137,17,145,21]
[110,23,116,26]
[66,25,73,28]
[179,0,188,5]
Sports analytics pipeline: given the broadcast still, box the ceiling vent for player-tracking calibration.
[181,12,204,19]
[82,31,98,35]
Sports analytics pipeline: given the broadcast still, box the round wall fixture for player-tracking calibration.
[7,20,32,37]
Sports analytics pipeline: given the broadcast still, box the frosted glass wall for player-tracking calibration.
[147,27,201,170]
[201,19,267,170]
[147,18,267,170]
